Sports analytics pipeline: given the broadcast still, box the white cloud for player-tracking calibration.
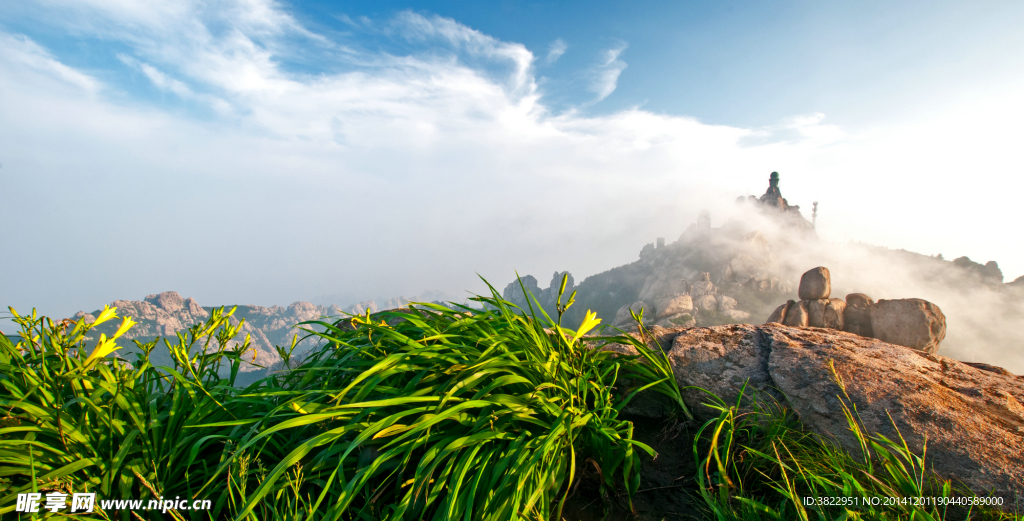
[0,33,99,92]
[738,112,846,148]
[1,0,1023,365]
[545,38,567,64]
[390,11,536,98]
[588,42,628,103]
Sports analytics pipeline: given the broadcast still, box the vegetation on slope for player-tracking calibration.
[0,279,684,520]
[0,277,1019,520]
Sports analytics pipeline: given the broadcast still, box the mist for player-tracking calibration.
[2,1,1023,373]
[716,202,1024,375]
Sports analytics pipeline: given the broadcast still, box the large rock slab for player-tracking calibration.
[869,298,946,354]
[664,324,1023,503]
[798,267,831,300]
[666,324,776,418]
[764,325,1021,503]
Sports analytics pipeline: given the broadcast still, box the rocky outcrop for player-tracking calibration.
[502,272,575,311]
[870,299,947,354]
[766,267,947,354]
[606,271,748,329]
[631,323,1024,502]
[656,295,693,319]
[76,292,212,340]
[807,298,845,329]
[798,267,831,300]
[952,256,1004,287]
[735,171,816,234]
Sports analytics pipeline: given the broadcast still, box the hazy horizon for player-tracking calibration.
[3,0,1024,324]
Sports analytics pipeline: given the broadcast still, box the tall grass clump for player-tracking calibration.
[219,276,687,520]
[0,276,687,520]
[0,305,264,520]
[693,373,1022,521]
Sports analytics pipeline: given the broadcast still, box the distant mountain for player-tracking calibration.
[65,291,439,385]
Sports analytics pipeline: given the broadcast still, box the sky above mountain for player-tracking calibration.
[2,0,1023,318]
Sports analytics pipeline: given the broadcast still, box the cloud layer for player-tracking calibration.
[1,0,1023,342]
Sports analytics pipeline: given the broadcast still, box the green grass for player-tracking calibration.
[0,277,1019,520]
[0,277,685,520]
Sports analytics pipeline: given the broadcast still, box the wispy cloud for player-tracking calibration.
[588,41,628,103]
[390,11,536,98]
[2,0,1024,347]
[545,38,567,64]
[0,33,99,92]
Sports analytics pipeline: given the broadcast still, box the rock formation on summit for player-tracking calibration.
[766,267,947,354]
[736,171,816,234]
[502,173,823,330]
[501,170,1023,373]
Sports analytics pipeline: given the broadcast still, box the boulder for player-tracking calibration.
[654,295,693,319]
[693,294,719,312]
[765,302,790,324]
[808,298,846,330]
[844,293,874,337]
[798,267,831,300]
[664,324,1024,502]
[782,300,809,327]
[869,298,946,354]
[807,299,827,327]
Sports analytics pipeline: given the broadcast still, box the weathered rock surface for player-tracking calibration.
[870,298,947,354]
[661,324,1024,502]
[843,293,875,337]
[798,266,831,300]
[655,295,693,319]
[655,314,696,328]
[808,298,845,330]
[764,269,946,353]
[666,324,779,418]
[782,300,809,327]
[766,302,790,324]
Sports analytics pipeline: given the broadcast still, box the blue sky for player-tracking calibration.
[2,0,1024,318]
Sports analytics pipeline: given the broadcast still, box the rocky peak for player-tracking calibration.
[144,291,186,313]
[952,256,1004,286]
[735,171,815,234]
